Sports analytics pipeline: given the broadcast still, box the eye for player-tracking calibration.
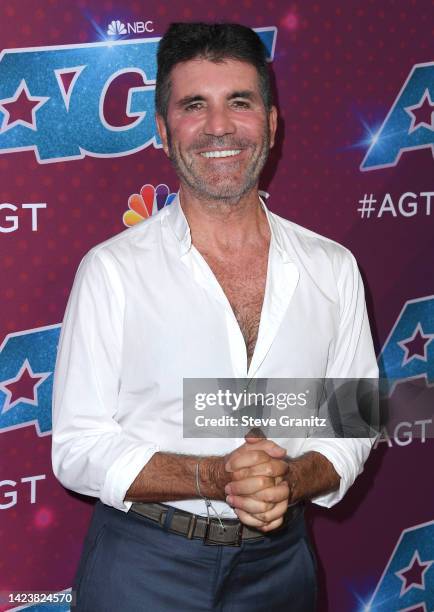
[232,100,250,109]
[185,102,204,112]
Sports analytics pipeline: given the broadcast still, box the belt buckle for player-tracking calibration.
[203,519,243,547]
[186,513,197,539]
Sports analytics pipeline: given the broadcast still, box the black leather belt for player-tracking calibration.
[129,501,303,546]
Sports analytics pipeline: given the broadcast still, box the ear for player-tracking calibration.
[268,106,278,149]
[156,113,170,157]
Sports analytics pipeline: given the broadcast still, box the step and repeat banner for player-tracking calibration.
[1,1,433,611]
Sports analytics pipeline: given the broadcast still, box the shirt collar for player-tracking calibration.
[164,192,192,256]
[165,190,291,262]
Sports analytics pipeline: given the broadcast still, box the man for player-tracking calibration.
[52,23,378,611]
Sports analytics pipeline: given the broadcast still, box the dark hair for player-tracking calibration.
[155,22,273,120]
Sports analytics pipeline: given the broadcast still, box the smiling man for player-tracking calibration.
[158,61,274,202]
[52,23,378,612]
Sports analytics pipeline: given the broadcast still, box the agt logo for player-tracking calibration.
[378,295,434,395]
[374,295,434,449]
[0,324,60,436]
[361,61,434,170]
[367,520,434,610]
[106,19,155,37]
[0,28,276,164]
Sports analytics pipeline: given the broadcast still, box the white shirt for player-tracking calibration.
[52,193,378,517]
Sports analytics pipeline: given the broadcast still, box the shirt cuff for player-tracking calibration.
[100,444,160,512]
[298,437,371,508]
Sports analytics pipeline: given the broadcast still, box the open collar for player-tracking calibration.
[165,190,291,262]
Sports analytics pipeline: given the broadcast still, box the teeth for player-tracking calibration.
[200,150,241,158]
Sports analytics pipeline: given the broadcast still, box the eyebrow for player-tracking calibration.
[175,90,257,108]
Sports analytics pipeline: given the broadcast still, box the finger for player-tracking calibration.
[257,517,285,533]
[225,476,275,496]
[231,459,289,481]
[226,494,276,514]
[234,508,267,528]
[250,499,288,524]
[226,449,277,472]
[244,438,287,458]
[250,481,290,504]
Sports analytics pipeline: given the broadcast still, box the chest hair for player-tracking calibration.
[200,252,268,367]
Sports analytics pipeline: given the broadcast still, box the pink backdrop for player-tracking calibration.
[1,1,433,610]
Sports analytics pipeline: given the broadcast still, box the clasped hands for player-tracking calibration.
[223,435,294,532]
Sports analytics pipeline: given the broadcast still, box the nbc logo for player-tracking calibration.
[123,184,176,227]
[107,20,127,36]
[106,19,154,37]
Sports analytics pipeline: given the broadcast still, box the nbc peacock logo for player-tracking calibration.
[123,184,176,227]
[107,20,127,37]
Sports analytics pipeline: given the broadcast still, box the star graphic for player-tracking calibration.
[405,89,434,134]
[395,550,433,597]
[0,359,51,414]
[398,323,434,367]
[0,79,49,133]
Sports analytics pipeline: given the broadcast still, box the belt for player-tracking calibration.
[129,501,303,546]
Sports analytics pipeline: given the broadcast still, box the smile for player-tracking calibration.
[200,150,242,158]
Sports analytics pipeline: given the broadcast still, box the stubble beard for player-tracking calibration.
[165,122,271,204]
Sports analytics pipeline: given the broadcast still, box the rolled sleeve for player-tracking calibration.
[300,248,378,508]
[100,440,159,512]
[51,248,159,512]
[300,437,371,507]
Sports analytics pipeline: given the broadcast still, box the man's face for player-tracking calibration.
[156,58,277,202]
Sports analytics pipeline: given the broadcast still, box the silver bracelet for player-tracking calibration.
[195,459,225,531]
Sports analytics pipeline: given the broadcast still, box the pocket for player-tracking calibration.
[73,524,108,610]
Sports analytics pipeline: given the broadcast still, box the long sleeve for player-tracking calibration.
[299,249,378,508]
[51,248,159,512]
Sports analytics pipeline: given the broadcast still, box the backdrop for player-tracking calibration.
[1,1,433,611]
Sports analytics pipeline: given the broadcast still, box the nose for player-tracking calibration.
[203,104,235,137]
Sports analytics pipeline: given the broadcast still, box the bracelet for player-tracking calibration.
[195,458,225,531]
[194,459,206,499]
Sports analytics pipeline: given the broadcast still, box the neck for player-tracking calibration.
[178,183,270,253]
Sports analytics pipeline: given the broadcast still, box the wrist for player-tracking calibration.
[284,458,300,504]
[198,456,230,500]
[284,451,341,503]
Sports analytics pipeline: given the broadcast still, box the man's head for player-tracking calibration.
[155,22,273,122]
[155,23,277,203]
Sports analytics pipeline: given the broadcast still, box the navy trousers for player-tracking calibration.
[72,501,317,611]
